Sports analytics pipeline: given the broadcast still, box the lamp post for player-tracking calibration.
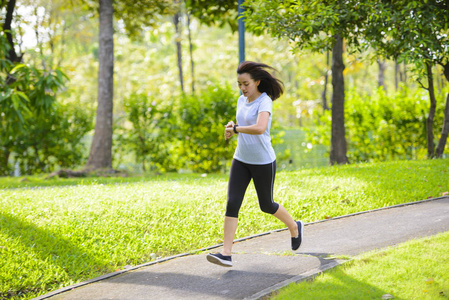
[238,0,245,64]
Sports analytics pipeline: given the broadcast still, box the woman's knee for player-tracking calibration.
[259,202,279,215]
[225,210,239,218]
[225,198,242,218]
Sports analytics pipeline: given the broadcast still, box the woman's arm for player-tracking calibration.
[225,111,270,138]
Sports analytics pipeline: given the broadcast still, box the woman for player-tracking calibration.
[206,61,304,267]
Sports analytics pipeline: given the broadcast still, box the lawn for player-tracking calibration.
[1,159,448,299]
[273,231,449,300]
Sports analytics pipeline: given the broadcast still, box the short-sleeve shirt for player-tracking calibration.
[233,92,276,165]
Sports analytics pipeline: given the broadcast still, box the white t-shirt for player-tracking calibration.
[233,92,276,165]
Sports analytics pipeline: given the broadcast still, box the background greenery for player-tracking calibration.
[308,87,449,163]
[2,0,448,175]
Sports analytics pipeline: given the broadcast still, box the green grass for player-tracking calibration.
[272,231,449,300]
[1,159,448,299]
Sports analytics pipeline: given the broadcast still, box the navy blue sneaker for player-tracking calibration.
[291,220,304,250]
[206,253,233,267]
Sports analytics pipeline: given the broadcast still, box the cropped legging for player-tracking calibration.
[225,159,280,218]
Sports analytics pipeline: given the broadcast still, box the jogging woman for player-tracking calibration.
[206,61,304,267]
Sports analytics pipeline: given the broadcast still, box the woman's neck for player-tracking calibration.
[247,92,262,103]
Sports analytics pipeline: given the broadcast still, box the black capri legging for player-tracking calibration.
[225,159,280,218]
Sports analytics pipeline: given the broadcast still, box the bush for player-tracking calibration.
[115,93,177,172]
[10,101,93,175]
[175,84,238,173]
[307,87,447,163]
[116,82,238,173]
[1,30,92,175]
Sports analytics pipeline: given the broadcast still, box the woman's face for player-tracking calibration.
[237,73,260,101]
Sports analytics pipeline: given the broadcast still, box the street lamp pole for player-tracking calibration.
[238,0,245,64]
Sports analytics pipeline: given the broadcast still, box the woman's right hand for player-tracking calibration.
[224,121,236,140]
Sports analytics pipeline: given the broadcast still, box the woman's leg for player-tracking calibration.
[222,216,238,256]
[222,159,251,255]
[273,205,299,237]
[251,160,299,237]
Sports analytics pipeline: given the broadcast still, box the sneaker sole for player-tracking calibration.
[292,220,304,251]
[206,254,233,267]
[298,220,304,242]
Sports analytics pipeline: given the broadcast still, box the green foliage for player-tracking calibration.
[185,0,239,32]
[174,83,237,172]
[273,129,328,171]
[363,0,449,68]
[0,30,91,175]
[12,101,93,175]
[13,0,449,175]
[307,88,448,162]
[243,0,365,52]
[113,0,175,38]
[116,83,238,173]
[116,92,176,172]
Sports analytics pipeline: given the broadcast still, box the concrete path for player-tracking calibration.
[37,196,449,300]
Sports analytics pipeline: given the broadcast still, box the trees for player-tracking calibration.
[85,0,114,170]
[362,0,449,158]
[245,0,449,162]
[329,34,348,164]
[0,0,89,175]
[2,0,21,64]
[3,0,447,175]
[85,0,173,170]
[173,5,184,93]
[185,0,238,31]
[185,0,240,86]
[243,0,368,164]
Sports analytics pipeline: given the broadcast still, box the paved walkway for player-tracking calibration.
[37,196,449,300]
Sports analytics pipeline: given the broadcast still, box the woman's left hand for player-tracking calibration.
[226,121,235,128]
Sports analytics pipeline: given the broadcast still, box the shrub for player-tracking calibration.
[115,93,177,172]
[1,30,91,175]
[175,83,238,173]
[307,87,447,163]
[116,82,238,173]
[11,101,93,174]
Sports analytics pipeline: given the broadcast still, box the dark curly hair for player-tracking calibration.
[237,61,284,100]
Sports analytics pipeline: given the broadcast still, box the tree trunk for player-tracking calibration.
[395,60,399,90]
[435,93,449,158]
[187,13,195,93]
[329,34,348,165]
[402,62,407,86]
[322,50,330,111]
[435,63,449,157]
[1,0,17,175]
[377,59,386,91]
[86,0,114,170]
[3,0,22,86]
[394,61,408,90]
[173,12,184,93]
[4,0,21,63]
[33,5,47,70]
[425,62,436,158]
